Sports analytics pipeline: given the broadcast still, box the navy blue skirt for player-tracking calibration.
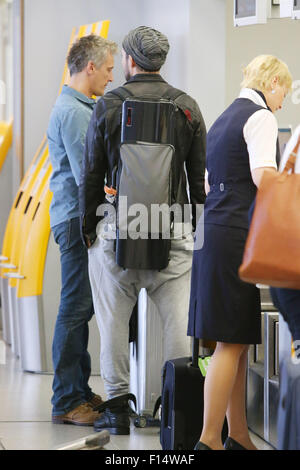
[187,223,261,344]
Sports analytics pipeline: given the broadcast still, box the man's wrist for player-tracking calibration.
[84,233,96,248]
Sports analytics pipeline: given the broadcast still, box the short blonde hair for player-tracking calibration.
[241,55,293,93]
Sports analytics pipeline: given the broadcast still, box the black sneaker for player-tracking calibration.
[93,393,136,435]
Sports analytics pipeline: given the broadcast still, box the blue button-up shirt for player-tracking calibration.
[47,85,96,228]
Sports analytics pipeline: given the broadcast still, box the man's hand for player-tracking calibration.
[84,235,92,248]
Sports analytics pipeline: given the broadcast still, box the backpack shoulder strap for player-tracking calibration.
[110,85,185,103]
[161,87,186,102]
[109,86,134,101]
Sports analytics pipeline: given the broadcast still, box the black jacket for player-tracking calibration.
[79,73,206,247]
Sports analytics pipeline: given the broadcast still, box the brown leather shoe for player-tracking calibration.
[88,394,104,409]
[52,403,100,426]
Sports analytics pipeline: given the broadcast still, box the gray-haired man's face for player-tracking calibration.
[89,51,115,97]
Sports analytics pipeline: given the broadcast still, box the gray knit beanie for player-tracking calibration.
[122,26,170,71]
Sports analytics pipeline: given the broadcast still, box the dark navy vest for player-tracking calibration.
[204,96,277,230]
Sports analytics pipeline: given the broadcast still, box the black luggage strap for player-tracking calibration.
[92,393,137,412]
[109,87,134,128]
[192,338,200,368]
[153,396,161,418]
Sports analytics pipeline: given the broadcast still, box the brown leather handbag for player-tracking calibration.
[239,137,300,289]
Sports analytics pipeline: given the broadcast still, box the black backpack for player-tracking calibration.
[108,86,186,271]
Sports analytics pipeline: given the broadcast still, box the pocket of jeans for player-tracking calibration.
[52,221,71,250]
[67,218,82,250]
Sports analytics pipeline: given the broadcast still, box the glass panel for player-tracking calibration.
[235,0,256,18]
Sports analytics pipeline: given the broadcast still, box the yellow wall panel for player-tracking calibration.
[0,119,13,173]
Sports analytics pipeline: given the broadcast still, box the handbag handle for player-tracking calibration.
[283,136,300,174]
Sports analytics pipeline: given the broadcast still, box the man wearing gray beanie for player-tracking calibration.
[79,26,206,435]
[122,26,170,73]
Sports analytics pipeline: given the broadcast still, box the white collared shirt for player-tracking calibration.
[239,88,278,171]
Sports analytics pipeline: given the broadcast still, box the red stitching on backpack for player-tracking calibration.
[184,109,192,121]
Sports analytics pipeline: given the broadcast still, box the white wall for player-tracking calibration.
[22,0,218,175]
[12,0,23,192]
[187,0,227,130]
[0,2,6,121]
[23,0,145,174]
[141,0,189,90]
[225,0,300,131]
[20,0,300,176]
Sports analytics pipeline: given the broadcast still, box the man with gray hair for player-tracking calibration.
[79,26,206,434]
[47,34,117,426]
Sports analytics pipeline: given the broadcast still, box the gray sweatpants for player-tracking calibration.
[88,223,193,399]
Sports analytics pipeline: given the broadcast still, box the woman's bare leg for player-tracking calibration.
[226,346,257,449]
[199,342,247,450]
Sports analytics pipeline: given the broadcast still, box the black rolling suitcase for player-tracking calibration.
[160,338,227,450]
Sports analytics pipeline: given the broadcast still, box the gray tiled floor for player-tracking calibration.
[0,333,272,451]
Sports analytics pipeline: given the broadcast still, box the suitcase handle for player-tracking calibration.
[163,391,170,428]
[161,367,170,429]
[161,368,171,436]
[192,338,200,368]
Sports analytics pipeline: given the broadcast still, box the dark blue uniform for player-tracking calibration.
[188,94,274,344]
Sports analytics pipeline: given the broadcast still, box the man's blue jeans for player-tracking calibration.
[270,287,300,341]
[51,217,94,415]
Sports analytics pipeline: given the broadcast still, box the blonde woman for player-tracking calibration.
[188,55,292,450]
